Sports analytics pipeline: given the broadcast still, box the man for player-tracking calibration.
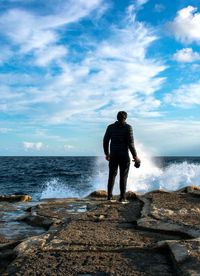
[103,111,140,202]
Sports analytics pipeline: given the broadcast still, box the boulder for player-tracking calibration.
[88,190,108,198]
[22,215,53,229]
[187,186,200,196]
[0,195,32,202]
[125,190,137,200]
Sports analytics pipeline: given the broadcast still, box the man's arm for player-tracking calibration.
[103,126,111,159]
[127,125,138,159]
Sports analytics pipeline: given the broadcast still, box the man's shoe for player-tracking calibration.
[107,195,116,202]
[107,195,113,200]
[119,197,129,204]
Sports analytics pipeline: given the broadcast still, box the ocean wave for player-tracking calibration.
[127,161,200,193]
[93,144,200,195]
[36,147,200,199]
[39,178,85,199]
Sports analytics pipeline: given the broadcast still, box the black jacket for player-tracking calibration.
[103,121,137,157]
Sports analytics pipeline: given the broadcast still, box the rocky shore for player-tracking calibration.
[0,186,200,275]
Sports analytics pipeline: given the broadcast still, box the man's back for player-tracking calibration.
[103,121,137,157]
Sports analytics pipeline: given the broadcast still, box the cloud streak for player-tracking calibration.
[0,1,200,156]
[0,0,105,65]
[137,119,200,155]
[0,1,166,125]
[164,81,200,107]
[23,141,44,150]
[43,20,166,124]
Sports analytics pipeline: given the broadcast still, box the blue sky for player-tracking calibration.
[0,0,200,156]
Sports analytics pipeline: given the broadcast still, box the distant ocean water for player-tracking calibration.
[0,156,200,201]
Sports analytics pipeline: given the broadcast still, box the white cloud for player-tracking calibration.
[0,47,12,65]
[47,20,166,123]
[191,64,200,71]
[64,144,74,151]
[0,127,11,133]
[127,0,148,21]
[32,129,72,143]
[164,81,200,107]
[0,0,104,65]
[168,6,200,44]
[35,45,67,66]
[154,4,165,13]
[136,0,149,7]
[0,0,104,41]
[137,119,200,155]
[0,2,166,125]
[23,141,44,150]
[173,48,200,62]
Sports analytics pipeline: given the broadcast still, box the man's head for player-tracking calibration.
[117,111,127,123]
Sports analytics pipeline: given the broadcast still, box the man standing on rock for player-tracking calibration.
[103,111,140,202]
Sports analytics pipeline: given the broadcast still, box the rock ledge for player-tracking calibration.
[0,186,199,275]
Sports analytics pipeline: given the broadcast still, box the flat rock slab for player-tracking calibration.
[157,238,200,276]
[44,221,163,251]
[1,188,200,275]
[3,198,177,275]
[169,239,200,276]
[149,192,200,226]
[5,249,175,276]
[34,199,142,223]
[138,191,200,238]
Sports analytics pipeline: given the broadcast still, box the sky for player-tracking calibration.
[0,0,200,156]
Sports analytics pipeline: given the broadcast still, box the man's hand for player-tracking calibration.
[133,156,141,168]
[105,154,110,161]
[133,156,140,162]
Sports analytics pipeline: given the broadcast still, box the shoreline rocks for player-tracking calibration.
[0,186,200,275]
[0,195,32,202]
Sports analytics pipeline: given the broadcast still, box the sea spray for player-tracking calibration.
[40,178,81,199]
[155,162,200,190]
[38,152,200,199]
[1,156,199,200]
[92,143,161,194]
[93,143,200,194]
[127,143,162,193]
[128,143,200,192]
[128,161,200,193]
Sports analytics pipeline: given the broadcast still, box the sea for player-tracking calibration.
[0,153,200,201]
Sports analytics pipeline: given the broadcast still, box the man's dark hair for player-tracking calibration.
[117,111,127,122]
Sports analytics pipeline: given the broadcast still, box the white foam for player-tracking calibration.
[93,144,200,194]
[38,147,200,199]
[40,178,80,199]
[127,143,162,193]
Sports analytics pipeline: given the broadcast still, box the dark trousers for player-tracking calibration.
[107,153,130,199]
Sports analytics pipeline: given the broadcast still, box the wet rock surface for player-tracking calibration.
[0,187,200,275]
[0,201,46,241]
